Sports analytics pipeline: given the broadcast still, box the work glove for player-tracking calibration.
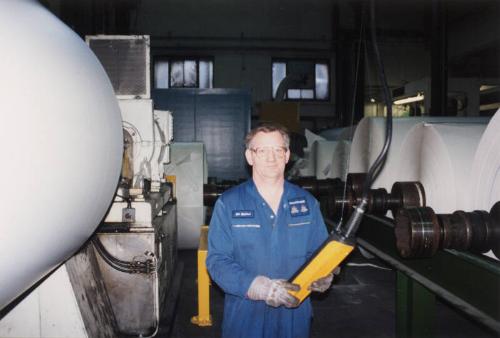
[308,267,341,293]
[247,276,300,308]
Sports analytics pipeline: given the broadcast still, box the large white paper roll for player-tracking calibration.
[348,117,372,174]
[470,110,500,211]
[398,122,487,213]
[337,140,351,181]
[349,116,490,190]
[319,126,355,141]
[0,0,123,310]
[313,140,352,180]
[314,140,338,179]
[296,129,325,177]
[470,110,500,259]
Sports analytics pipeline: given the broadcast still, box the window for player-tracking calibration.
[272,60,330,101]
[154,58,213,89]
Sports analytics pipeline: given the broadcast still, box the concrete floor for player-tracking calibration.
[166,249,497,338]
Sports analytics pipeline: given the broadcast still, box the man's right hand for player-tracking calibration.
[247,276,300,308]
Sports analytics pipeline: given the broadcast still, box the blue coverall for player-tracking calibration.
[206,179,328,338]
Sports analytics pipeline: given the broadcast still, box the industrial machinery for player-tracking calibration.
[395,202,500,259]
[292,174,425,221]
[86,34,177,336]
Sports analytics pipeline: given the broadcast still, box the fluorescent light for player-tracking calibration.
[480,103,500,111]
[370,98,376,103]
[480,85,498,92]
[394,93,424,105]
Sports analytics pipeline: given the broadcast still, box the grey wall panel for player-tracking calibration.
[153,89,196,141]
[153,88,251,180]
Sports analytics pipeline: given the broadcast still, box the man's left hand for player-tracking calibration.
[308,267,341,293]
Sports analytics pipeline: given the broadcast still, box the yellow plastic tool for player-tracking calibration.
[288,235,355,303]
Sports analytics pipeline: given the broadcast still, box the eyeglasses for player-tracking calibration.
[250,146,288,159]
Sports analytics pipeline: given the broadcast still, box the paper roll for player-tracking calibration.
[470,110,500,211]
[0,0,123,310]
[470,110,500,258]
[337,141,351,181]
[313,140,352,180]
[296,129,325,177]
[349,116,490,190]
[319,126,355,141]
[314,140,338,179]
[398,122,487,213]
[348,117,372,174]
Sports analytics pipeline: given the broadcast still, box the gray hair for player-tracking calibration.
[245,123,290,149]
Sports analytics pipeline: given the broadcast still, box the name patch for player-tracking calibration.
[232,210,254,218]
[288,197,310,217]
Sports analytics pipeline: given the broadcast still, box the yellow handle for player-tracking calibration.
[290,240,354,303]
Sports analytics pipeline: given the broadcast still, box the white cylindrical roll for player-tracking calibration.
[314,140,338,179]
[297,149,316,177]
[0,0,123,310]
[470,110,500,211]
[398,122,487,213]
[348,117,372,174]
[470,110,500,259]
[349,116,490,190]
[297,129,325,177]
[313,140,351,180]
[334,140,351,180]
[319,126,354,141]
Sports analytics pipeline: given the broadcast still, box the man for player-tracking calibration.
[206,124,334,338]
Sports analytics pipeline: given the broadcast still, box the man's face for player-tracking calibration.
[245,131,290,180]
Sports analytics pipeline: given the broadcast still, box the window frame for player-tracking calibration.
[153,57,214,89]
[271,58,331,102]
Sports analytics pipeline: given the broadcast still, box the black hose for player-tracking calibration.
[362,0,393,198]
[343,0,393,238]
[91,237,155,274]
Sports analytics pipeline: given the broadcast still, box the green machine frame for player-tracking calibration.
[347,214,500,337]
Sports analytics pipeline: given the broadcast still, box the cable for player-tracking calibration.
[362,0,393,196]
[92,236,156,274]
[338,2,367,228]
[342,0,393,239]
[346,262,392,271]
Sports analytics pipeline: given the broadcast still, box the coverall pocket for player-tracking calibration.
[287,221,310,258]
[232,224,262,252]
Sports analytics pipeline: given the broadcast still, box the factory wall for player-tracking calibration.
[141,0,337,121]
[44,1,427,120]
[43,0,499,124]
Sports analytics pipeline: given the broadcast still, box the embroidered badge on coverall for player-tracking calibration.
[288,197,310,217]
